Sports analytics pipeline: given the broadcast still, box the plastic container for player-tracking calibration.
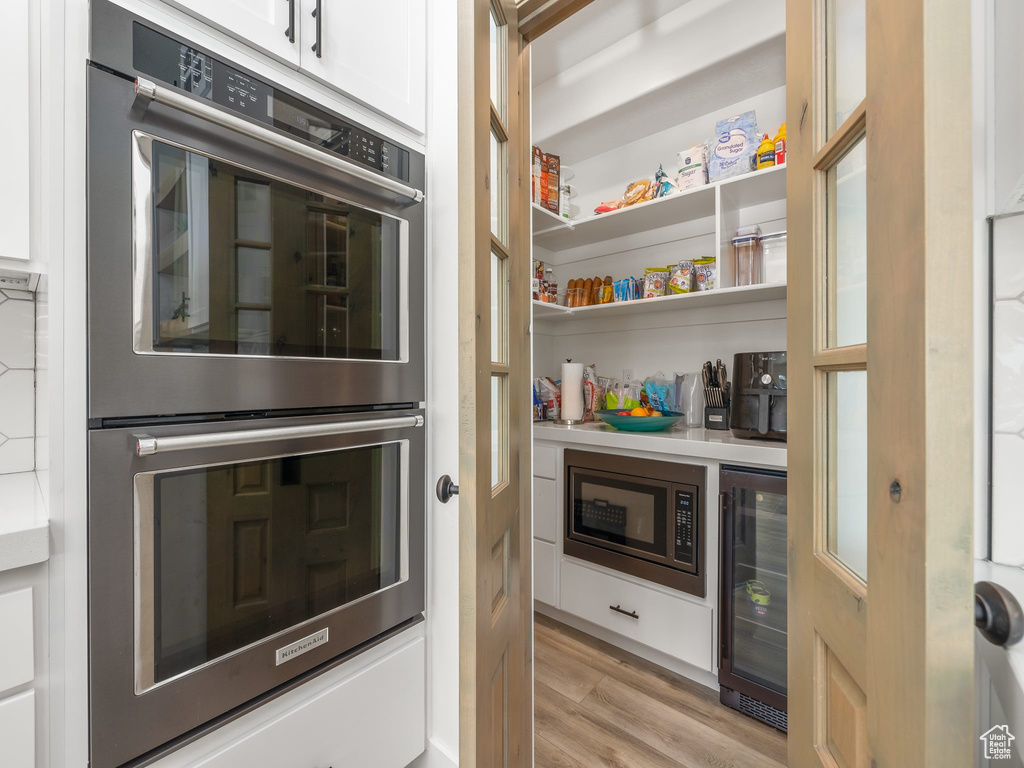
[732,235,763,286]
[761,231,788,284]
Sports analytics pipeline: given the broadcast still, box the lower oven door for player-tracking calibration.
[88,410,425,768]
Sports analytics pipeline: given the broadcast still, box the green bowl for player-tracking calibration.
[594,409,685,432]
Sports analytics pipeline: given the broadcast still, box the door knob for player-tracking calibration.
[436,475,459,504]
[975,580,1024,647]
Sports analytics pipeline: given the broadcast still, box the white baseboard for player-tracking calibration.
[535,601,720,693]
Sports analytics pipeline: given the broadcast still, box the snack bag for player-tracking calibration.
[708,111,758,181]
[693,256,717,291]
[675,144,708,189]
[594,199,620,214]
[653,164,679,198]
[643,268,669,298]
[643,374,671,413]
[620,179,653,208]
[582,364,599,421]
[668,261,695,294]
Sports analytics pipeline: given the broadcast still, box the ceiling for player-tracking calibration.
[530,0,696,86]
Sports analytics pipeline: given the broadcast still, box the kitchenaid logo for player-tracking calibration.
[275,628,329,665]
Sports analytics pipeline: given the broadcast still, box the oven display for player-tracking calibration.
[674,489,696,565]
[131,22,411,181]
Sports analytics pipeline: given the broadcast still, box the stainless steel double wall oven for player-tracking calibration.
[87,3,427,765]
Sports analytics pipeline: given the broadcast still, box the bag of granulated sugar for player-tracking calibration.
[708,110,758,181]
[675,144,708,189]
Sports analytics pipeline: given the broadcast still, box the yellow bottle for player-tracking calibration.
[756,134,775,170]
[773,122,787,165]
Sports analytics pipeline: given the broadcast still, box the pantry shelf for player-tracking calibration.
[532,202,574,235]
[531,282,786,323]
[534,165,786,252]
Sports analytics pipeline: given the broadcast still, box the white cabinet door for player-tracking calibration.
[298,0,426,133]
[163,0,300,66]
[0,0,29,262]
[0,691,34,768]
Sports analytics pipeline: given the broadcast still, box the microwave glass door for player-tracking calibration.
[134,133,408,361]
[728,484,788,694]
[135,440,408,692]
[570,469,667,557]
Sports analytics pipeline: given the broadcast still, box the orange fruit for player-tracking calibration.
[629,407,648,417]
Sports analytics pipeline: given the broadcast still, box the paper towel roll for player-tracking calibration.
[561,362,584,421]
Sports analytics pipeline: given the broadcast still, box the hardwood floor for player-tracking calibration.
[534,613,787,768]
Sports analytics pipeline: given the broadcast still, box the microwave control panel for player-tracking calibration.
[131,22,411,182]
[674,488,697,567]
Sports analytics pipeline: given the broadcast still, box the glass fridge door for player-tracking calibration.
[727,472,788,695]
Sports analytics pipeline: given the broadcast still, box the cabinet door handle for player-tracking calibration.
[285,0,295,42]
[311,0,322,58]
[609,604,639,619]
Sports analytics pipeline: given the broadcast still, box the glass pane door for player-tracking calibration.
[728,481,788,694]
[135,441,405,691]
[139,136,405,361]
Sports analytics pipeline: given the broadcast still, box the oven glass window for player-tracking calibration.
[571,471,666,556]
[138,443,402,689]
[146,140,403,360]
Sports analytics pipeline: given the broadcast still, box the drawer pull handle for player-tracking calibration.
[609,604,639,619]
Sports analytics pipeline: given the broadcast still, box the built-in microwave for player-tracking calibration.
[87,1,426,423]
[564,450,706,597]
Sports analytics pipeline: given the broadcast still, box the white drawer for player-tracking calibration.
[154,634,425,768]
[559,559,713,670]
[533,477,558,543]
[0,690,34,768]
[533,445,558,479]
[534,539,557,606]
[0,587,33,695]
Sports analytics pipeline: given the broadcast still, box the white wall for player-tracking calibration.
[568,86,786,218]
[424,0,460,761]
[535,301,785,384]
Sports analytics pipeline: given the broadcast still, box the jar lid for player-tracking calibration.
[760,230,787,241]
[736,224,762,237]
[732,235,760,245]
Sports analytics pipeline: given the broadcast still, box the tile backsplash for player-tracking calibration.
[991,214,1024,566]
[0,287,34,474]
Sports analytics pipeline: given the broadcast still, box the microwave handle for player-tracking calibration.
[132,78,425,205]
[134,414,424,457]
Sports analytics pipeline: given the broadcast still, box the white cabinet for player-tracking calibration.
[299,0,426,133]
[533,477,558,543]
[163,0,301,66]
[534,540,557,606]
[0,691,34,768]
[560,559,714,671]
[0,0,29,262]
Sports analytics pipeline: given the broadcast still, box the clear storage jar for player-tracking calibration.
[761,231,787,284]
[731,234,763,286]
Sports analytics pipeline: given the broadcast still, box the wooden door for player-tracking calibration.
[458,0,532,765]
[786,0,975,766]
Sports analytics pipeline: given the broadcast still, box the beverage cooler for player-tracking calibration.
[719,465,788,732]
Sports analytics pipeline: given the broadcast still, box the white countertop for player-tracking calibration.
[533,421,787,468]
[0,472,49,572]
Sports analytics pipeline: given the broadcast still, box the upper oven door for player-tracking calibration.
[87,65,425,421]
[88,410,426,768]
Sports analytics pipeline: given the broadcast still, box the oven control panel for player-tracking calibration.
[131,22,411,181]
[674,489,697,566]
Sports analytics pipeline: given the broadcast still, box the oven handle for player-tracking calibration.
[132,77,425,205]
[134,414,424,457]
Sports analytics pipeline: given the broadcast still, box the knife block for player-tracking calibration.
[704,405,729,430]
